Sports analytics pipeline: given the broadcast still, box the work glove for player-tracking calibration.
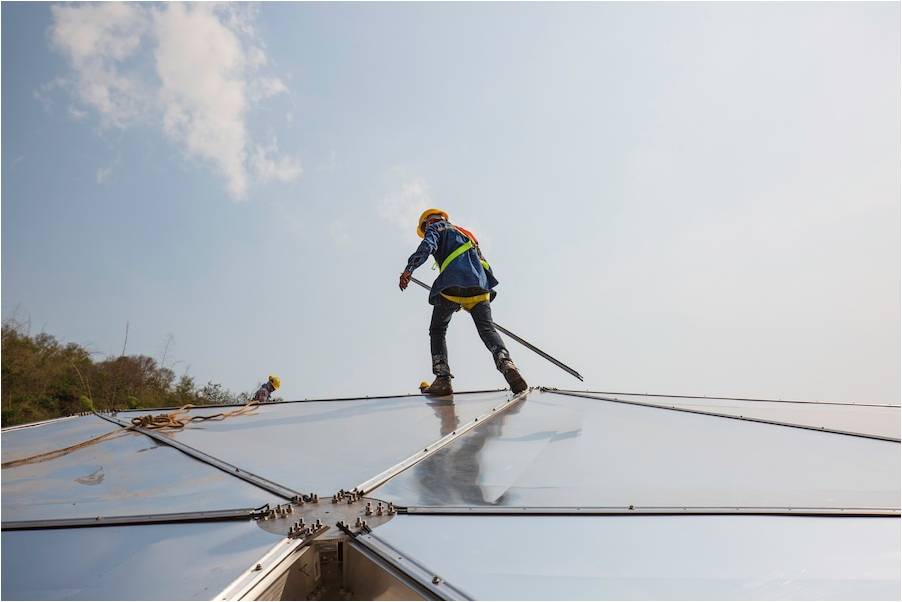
[399,270,412,290]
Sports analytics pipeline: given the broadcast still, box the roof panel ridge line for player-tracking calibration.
[93,412,304,501]
[1,414,81,432]
[99,388,508,414]
[352,388,533,496]
[1,506,270,531]
[543,389,902,443]
[399,505,901,517]
[545,387,902,409]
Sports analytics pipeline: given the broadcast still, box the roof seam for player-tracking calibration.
[93,411,305,501]
[543,389,901,443]
[353,387,531,495]
[553,388,901,408]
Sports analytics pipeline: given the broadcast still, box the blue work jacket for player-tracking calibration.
[405,219,499,305]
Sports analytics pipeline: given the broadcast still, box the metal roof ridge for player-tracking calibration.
[550,387,901,408]
[98,387,510,415]
[542,389,902,443]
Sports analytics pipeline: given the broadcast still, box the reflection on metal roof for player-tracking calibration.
[372,389,900,509]
[1,387,899,600]
[117,391,512,494]
[1,520,283,600]
[2,414,116,465]
[2,429,280,522]
[373,515,901,600]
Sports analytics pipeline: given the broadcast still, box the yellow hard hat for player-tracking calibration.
[268,375,281,390]
[417,208,449,238]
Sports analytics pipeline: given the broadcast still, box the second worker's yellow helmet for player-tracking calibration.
[268,375,281,390]
[417,208,449,238]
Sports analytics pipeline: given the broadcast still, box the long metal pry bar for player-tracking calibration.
[409,276,584,381]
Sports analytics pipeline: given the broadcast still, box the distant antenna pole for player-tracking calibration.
[121,321,129,357]
[410,277,584,382]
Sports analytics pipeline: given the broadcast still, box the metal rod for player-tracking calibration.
[543,389,902,443]
[2,507,268,531]
[410,277,584,381]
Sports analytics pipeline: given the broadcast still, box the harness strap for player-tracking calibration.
[440,292,492,311]
[439,240,474,272]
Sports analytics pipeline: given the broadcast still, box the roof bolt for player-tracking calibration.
[388,503,396,515]
[254,564,263,571]
[314,519,323,529]
[628,505,634,510]
[286,505,293,514]
[376,502,384,516]
[432,576,443,585]
[355,517,362,528]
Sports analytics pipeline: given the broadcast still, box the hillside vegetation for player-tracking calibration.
[1,320,247,426]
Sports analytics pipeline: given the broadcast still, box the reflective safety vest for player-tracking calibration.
[439,226,492,311]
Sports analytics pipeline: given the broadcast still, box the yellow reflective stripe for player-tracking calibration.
[439,241,473,273]
[481,259,490,271]
[440,292,491,311]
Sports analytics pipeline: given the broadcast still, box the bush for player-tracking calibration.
[1,320,247,426]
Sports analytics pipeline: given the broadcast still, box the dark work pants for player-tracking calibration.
[429,294,510,377]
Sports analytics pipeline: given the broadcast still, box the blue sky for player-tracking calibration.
[2,2,899,402]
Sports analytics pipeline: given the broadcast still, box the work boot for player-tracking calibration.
[498,359,528,394]
[421,376,453,396]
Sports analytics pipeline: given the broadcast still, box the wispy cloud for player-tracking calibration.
[47,2,300,199]
[96,166,113,184]
[379,172,433,237]
[251,139,303,184]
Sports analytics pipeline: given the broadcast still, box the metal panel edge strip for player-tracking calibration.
[93,412,304,501]
[551,388,901,408]
[543,389,902,443]
[1,414,81,432]
[346,539,441,601]
[354,388,532,495]
[1,507,268,531]
[401,506,901,517]
[214,525,329,600]
[347,530,473,600]
[102,388,509,414]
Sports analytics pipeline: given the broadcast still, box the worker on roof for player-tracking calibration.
[399,209,528,396]
[252,375,281,403]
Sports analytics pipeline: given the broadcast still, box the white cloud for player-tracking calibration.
[96,166,113,183]
[251,140,303,183]
[47,2,299,199]
[379,175,433,236]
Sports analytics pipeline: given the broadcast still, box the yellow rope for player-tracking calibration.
[1,429,129,469]
[3,399,262,469]
[129,400,262,430]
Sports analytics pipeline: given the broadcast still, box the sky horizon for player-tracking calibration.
[2,2,899,403]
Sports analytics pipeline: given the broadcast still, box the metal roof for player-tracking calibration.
[1,386,899,600]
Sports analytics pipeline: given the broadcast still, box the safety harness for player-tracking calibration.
[438,226,493,311]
